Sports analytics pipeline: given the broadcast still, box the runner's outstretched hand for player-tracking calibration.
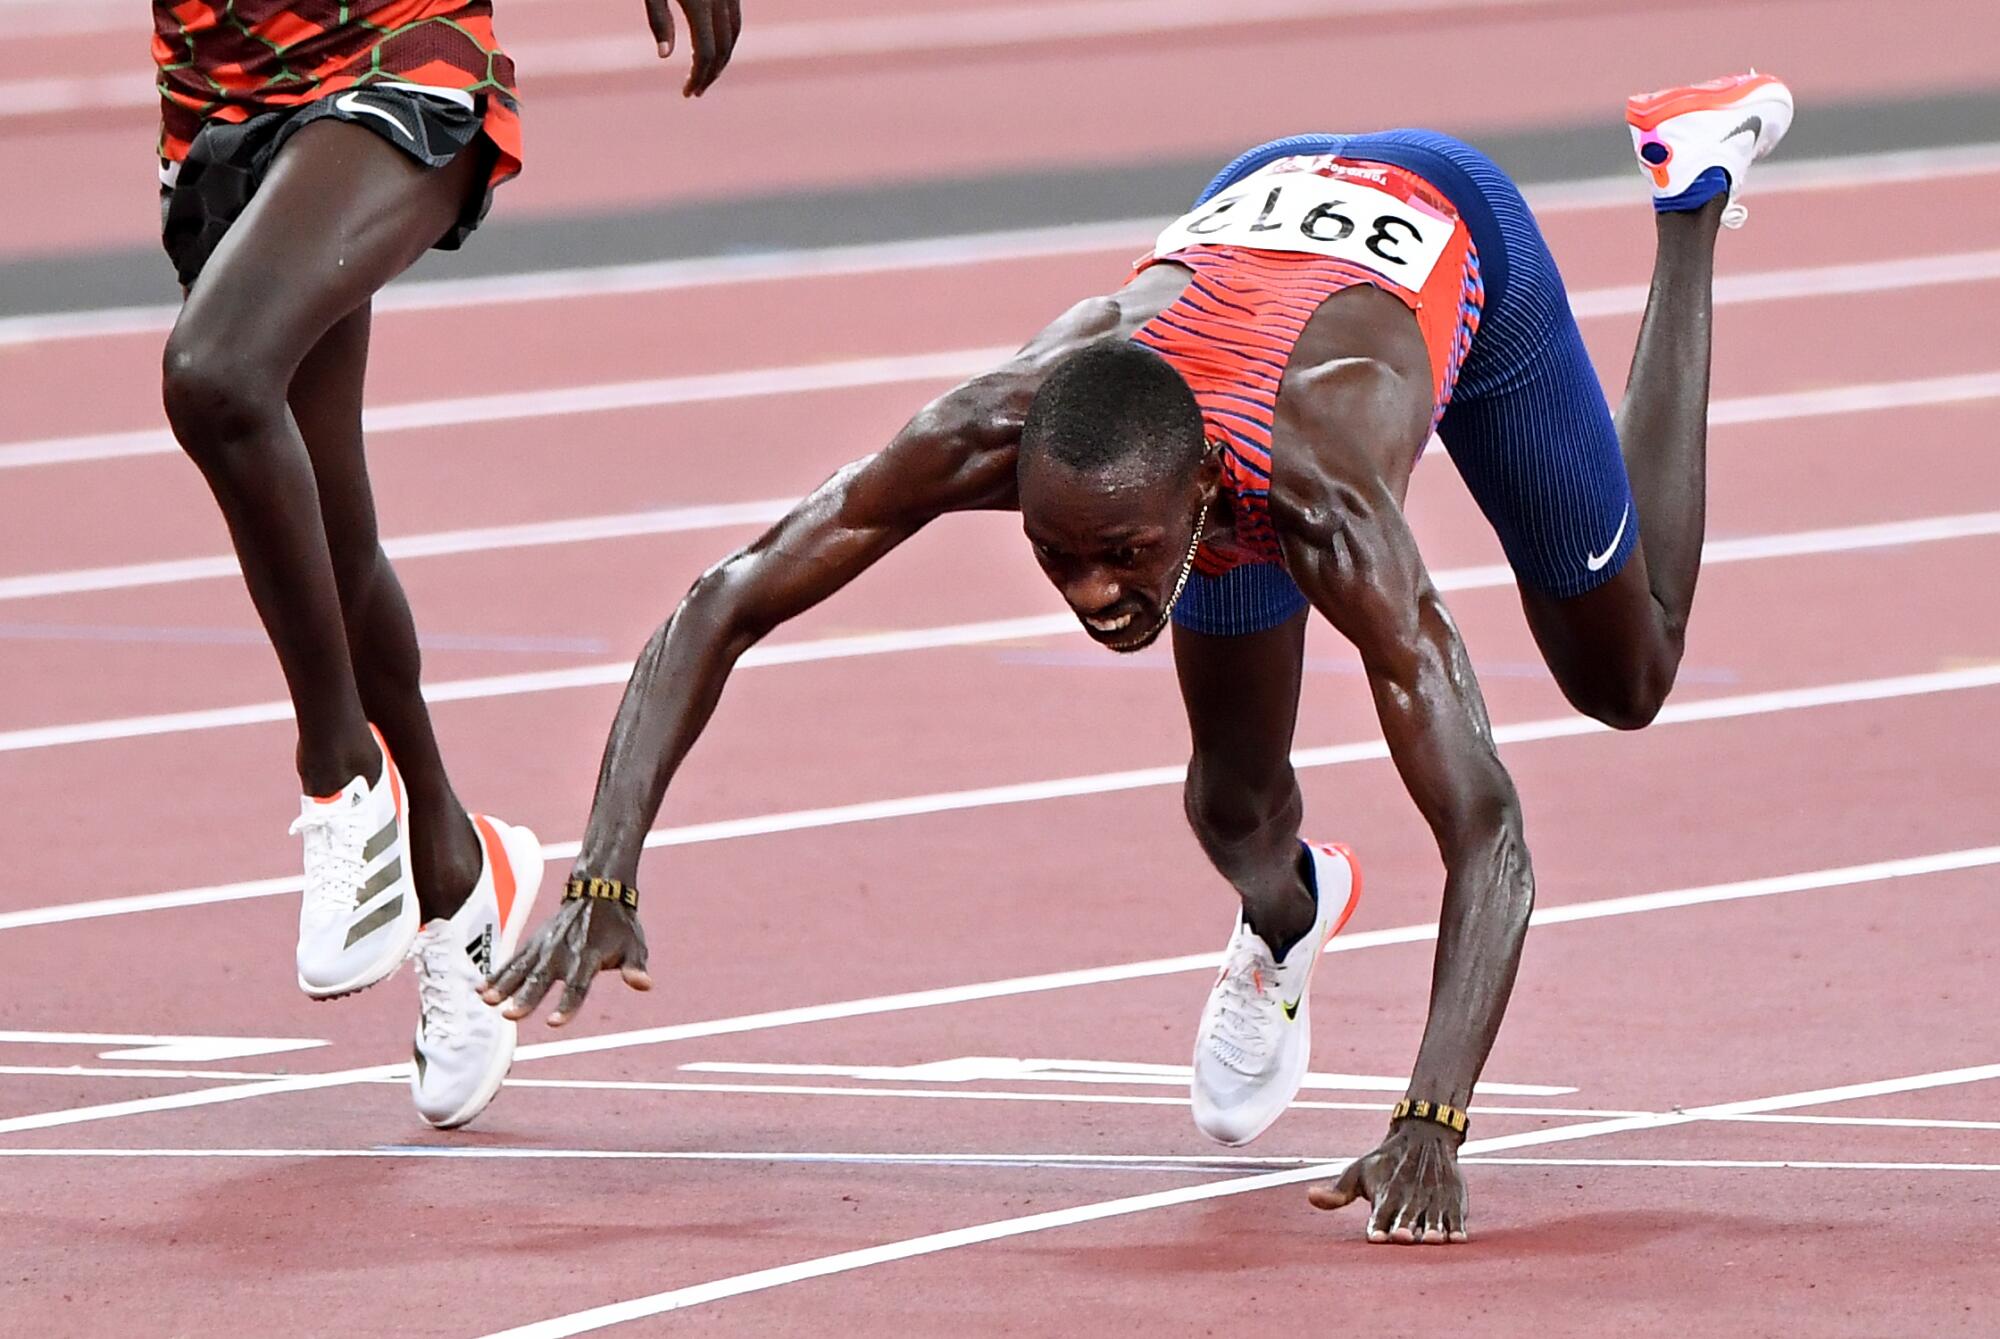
[1308,1121,1470,1244]
[644,0,742,97]
[482,898,652,1027]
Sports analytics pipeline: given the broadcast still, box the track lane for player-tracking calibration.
[6,167,1997,447]
[5,0,1978,256]
[2,859,1990,1335]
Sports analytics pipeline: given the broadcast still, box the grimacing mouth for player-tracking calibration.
[1079,601,1167,653]
[1069,497,1210,653]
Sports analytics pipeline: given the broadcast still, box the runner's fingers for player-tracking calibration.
[710,3,739,83]
[483,947,538,1002]
[679,0,720,94]
[548,954,603,1027]
[1309,1165,1365,1211]
[644,0,675,54]
[1306,1179,1356,1211]
[502,962,562,1019]
[1367,1189,1402,1242]
[619,932,653,989]
[1386,1196,1420,1245]
[1420,1195,1450,1245]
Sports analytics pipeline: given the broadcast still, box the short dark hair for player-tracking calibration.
[1020,341,1206,479]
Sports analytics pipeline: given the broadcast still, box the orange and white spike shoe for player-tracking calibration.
[1191,841,1363,1147]
[1626,72,1794,228]
[409,814,545,1129]
[292,726,419,999]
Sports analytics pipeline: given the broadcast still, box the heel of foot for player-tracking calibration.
[1654,165,1731,214]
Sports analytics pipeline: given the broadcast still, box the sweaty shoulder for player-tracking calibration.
[883,294,1140,510]
[1269,356,1429,540]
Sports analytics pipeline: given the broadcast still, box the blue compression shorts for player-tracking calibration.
[1170,130,1637,638]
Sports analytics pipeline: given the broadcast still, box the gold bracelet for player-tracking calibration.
[563,876,639,911]
[1391,1098,1469,1136]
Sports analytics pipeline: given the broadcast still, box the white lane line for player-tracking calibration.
[0,1070,1634,1119]
[8,497,2000,759]
[9,248,1999,472]
[0,1031,325,1061]
[1709,372,2000,427]
[0,1147,1993,1176]
[0,1064,411,1136]
[4,1146,1995,1179]
[5,143,1996,351]
[0,1147,1335,1168]
[0,874,303,931]
[5,668,1999,935]
[0,0,1548,105]
[1709,1113,2000,1132]
[1464,1158,2000,1172]
[671,1058,1573,1093]
[0,348,1016,470]
[1,842,1991,1139]
[0,498,797,602]
[0,612,1078,755]
[430,1083,2000,1133]
[1570,247,2000,317]
[7,443,1999,609]
[496,1081,1611,1118]
[0,1066,313,1082]
[477,1063,2000,1336]
[11,1064,2000,1131]
[18,1062,1993,1130]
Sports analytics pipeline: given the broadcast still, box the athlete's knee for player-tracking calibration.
[1183,754,1299,855]
[161,321,288,464]
[1566,650,1678,730]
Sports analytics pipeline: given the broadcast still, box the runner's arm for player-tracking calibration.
[482,375,1026,1021]
[1280,481,1535,1105]
[1273,408,1534,1241]
[576,383,1025,885]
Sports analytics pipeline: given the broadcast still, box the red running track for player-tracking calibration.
[0,61,1998,1339]
[0,0,1994,255]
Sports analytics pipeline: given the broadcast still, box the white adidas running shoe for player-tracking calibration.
[1191,841,1363,1147]
[1627,72,1794,229]
[292,727,419,999]
[410,814,545,1129]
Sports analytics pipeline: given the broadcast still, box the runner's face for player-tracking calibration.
[1018,454,1214,654]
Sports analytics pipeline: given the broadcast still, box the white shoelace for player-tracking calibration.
[290,805,365,925]
[1207,933,1282,1073]
[411,926,469,1049]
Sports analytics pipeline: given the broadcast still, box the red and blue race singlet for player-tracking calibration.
[1132,154,1484,575]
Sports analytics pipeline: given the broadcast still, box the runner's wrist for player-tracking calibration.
[1389,1097,1470,1144]
[563,875,640,913]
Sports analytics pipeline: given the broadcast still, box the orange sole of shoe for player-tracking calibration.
[1626,72,1784,132]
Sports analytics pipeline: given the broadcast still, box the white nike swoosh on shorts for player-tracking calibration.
[335,92,415,143]
[1585,504,1632,572]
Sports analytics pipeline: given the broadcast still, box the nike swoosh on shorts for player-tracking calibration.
[1586,504,1632,572]
[335,92,414,143]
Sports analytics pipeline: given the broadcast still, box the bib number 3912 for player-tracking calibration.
[1153,165,1454,289]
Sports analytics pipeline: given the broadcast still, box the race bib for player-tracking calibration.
[1153,161,1456,290]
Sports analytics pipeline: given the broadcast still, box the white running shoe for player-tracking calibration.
[292,727,419,999]
[1191,841,1363,1147]
[410,814,545,1130]
[1626,72,1794,228]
